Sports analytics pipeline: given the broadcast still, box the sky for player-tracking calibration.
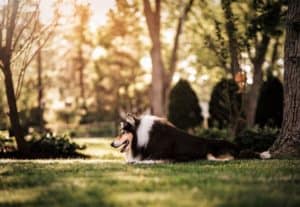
[0,0,115,26]
[40,0,116,26]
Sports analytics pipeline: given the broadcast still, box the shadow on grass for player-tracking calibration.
[0,160,299,207]
[0,163,115,207]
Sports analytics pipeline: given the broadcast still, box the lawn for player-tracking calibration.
[0,138,299,207]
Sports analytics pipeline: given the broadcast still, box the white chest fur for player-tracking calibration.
[136,115,157,148]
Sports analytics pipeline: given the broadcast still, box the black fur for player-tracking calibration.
[120,117,241,162]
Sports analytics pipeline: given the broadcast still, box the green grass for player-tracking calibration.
[0,138,299,207]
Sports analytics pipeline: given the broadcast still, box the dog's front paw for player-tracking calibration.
[126,161,136,164]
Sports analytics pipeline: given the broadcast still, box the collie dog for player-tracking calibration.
[111,114,271,163]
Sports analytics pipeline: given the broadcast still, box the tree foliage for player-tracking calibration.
[208,78,242,129]
[93,0,149,117]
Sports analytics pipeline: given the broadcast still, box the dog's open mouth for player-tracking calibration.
[111,140,129,153]
[119,140,129,153]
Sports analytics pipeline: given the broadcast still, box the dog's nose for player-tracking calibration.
[110,142,114,147]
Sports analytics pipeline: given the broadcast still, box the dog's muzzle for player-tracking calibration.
[111,140,130,153]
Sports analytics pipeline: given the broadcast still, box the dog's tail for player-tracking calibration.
[238,149,272,159]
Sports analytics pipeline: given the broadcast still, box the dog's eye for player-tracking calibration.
[119,128,126,135]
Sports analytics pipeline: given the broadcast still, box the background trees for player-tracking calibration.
[92,0,149,127]
[143,0,194,116]
[1,0,298,157]
[0,0,58,152]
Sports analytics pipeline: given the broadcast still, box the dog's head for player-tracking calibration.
[111,132,133,153]
[110,113,139,153]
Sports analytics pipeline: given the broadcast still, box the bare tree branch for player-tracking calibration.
[12,2,39,51]
[5,0,19,55]
[15,21,57,99]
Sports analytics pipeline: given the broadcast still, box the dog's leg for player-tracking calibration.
[260,151,271,159]
[131,160,169,164]
[206,153,234,161]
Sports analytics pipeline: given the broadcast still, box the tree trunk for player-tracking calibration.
[221,0,241,77]
[37,47,44,129]
[267,37,280,76]
[143,0,165,116]
[143,0,193,116]
[246,34,270,126]
[3,62,28,153]
[150,44,165,116]
[270,0,300,157]
[77,48,86,108]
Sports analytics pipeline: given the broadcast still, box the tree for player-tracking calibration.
[255,76,283,128]
[191,0,285,127]
[36,21,45,130]
[74,3,90,108]
[0,0,58,152]
[242,0,285,126]
[93,0,149,127]
[221,0,241,77]
[208,78,242,135]
[143,0,194,116]
[270,0,300,157]
[168,79,203,130]
[0,86,9,130]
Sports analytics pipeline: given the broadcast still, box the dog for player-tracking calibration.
[111,114,271,163]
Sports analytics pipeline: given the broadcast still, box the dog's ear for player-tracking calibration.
[126,113,138,126]
[119,121,125,133]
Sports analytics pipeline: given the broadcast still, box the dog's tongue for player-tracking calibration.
[120,145,127,153]
[120,140,130,153]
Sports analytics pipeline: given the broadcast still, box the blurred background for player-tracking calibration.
[0,0,286,142]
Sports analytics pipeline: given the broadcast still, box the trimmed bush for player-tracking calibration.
[255,76,283,128]
[208,78,242,129]
[168,79,203,130]
[235,127,279,152]
[28,133,86,157]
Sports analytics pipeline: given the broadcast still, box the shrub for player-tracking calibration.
[255,76,283,128]
[80,111,101,124]
[208,78,242,129]
[234,127,279,152]
[0,131,16,153]
[28,133,86,157]
[18,107,46,134]
[56,109,78,124]
[79,110,114,124]
[61,122,115,138]
[168,79,203,130]
[194,127,233,141]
